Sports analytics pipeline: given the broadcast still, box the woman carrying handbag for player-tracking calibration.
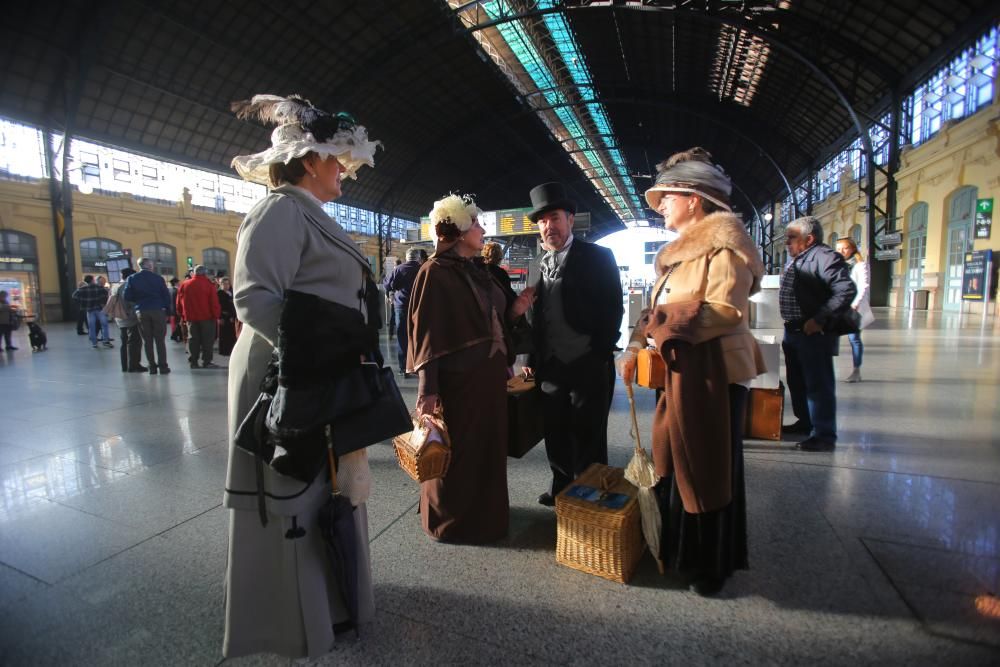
[835,237,875,382]
[617,148,765,597]
[222,94,381,660]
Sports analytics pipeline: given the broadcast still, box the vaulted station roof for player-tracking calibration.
[1,1,997,236]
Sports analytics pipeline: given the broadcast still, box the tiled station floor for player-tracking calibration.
[0,310,998,665]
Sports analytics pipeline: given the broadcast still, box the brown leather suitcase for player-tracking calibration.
[507,375,544,458]
[744,382,784,441]
[636,348,665,389]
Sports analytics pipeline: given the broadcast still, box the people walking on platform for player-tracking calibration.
[836,237,874,382]
[217,276,237,357]
[224,94,382,659]
[72,275,113,349]
[383,247,423,377]
[618,147,765,597]
[482,240,531,364]
[111,268,145,372]
[384,256,400,336]
[407,193,533,544]
[481,241,516,303]
[95,276,112,341]
[523,182,623,507]
[75,281,89,336]
[0,290,17,350]
[780,216,857,452]
[168,277,184,342]
[177,265,222,369]
[123,258,172,374]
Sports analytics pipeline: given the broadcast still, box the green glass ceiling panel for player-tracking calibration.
[477,0,641,220]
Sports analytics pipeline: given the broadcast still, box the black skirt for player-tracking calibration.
[656,384,749,581]
[218,318,237,356]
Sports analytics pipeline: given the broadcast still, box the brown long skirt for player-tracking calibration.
[421,352,509,543]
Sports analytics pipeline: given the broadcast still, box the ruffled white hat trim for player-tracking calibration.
[429,193,481,232]
[231,122,381,185]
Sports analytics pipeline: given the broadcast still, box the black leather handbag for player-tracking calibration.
[234,286,412,484]
[825,306,862,336]
[266,361,411,455]
[235,363,410,482]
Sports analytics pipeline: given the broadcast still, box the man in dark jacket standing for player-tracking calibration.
[123,257,172,374]
[177,265,222,369]
[384,247,424,377]
[525,182,624,506]
[780,216,857,451]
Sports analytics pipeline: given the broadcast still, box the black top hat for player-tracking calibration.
[528,182,577,222]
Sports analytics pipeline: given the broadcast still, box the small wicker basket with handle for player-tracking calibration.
[393,411,451,482]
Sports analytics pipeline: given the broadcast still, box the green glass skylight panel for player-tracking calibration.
[465,0,642,222]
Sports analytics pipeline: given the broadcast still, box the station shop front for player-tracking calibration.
[0,229,41,319]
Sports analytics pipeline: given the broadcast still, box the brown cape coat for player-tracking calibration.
[406,252,510,373]
[404,251,513,543]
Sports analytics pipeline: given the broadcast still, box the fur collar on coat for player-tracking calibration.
[654,212,765,295]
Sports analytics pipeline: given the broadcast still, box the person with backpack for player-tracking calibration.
[106,268,145,372]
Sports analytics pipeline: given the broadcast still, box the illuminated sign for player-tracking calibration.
[419,208,590,239]
[961,250,993,301]
[0,256,25,263]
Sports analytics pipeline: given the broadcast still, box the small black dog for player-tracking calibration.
[27,321,47,351]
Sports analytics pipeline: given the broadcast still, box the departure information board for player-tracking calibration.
[419,209,589,239]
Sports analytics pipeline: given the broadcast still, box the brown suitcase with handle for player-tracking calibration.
[744,381,784,441]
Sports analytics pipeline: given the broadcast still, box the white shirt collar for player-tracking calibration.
[546,235,574,257]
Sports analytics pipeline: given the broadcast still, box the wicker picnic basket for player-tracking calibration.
[392,412,451,482]
[555,463,644,584]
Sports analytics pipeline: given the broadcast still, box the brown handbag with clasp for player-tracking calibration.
[636,348,665,389]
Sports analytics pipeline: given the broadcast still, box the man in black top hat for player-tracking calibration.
[524,182,624,506]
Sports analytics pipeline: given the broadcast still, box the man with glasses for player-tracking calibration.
[780,216,856,451]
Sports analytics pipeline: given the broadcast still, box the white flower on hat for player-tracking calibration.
[429,193,481,232]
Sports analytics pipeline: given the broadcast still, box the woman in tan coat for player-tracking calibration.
[619,147,765,596]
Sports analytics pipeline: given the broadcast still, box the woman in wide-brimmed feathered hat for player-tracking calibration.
[223,94,381,660]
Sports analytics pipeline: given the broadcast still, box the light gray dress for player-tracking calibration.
[223,185,375,660]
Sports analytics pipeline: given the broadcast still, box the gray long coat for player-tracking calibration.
[223,185,375,660]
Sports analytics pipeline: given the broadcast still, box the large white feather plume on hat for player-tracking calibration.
[230,94,381,185]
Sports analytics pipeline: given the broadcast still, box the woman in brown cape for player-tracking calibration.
[618,148,765,596]
[407,193,534,543]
